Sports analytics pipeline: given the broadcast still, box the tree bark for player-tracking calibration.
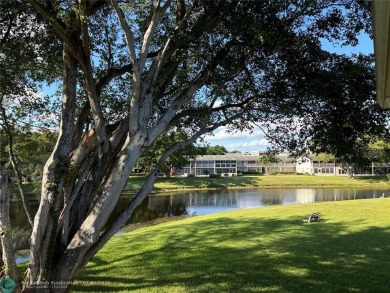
[51,141,143,290]
[0,166,21,293]
[23,42,78,292]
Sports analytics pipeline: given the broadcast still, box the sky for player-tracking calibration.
[203,33,375,153]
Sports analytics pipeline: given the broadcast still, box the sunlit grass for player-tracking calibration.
[15,175,390,199]
[74,198,390,292]
[125,175,390,193]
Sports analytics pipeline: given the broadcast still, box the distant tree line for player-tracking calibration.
[0,130,56,182]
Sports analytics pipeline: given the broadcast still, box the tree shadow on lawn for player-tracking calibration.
[75,216,390,292]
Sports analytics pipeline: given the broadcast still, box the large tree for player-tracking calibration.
[0,0,384,292]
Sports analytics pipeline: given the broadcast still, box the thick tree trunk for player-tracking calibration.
[51,142,143,291]
[0,166,21,293]
[23,43,78,293]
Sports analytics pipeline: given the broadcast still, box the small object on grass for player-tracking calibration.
[303,212,321,223]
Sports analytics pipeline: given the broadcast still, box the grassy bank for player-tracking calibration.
[74,198,390,292]
[13,175,390,199]
[125,174,390,193]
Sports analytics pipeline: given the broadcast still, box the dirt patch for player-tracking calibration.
[120,215,193,234]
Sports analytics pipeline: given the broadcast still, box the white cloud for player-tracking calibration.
[228,138,270,149]
[200,122,276,152]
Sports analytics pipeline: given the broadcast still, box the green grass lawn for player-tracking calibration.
[125,174,390,193]
[74,198,390,292]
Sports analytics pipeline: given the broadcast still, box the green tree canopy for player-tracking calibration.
[259,150,281,175]
[0,129,57,181]
[264,54,390,174]
[367,140,390,163]
[205,145,228,155]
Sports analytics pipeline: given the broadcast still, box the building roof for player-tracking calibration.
[193,153,294,161]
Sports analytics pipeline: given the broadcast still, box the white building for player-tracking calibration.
[295,157,346,176]
[177,152,296,177]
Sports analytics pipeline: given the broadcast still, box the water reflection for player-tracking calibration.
[9,201,39,229]
[112,188,388,224]
[10,188,388,228]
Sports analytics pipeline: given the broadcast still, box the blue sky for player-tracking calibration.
[203,34,375,153]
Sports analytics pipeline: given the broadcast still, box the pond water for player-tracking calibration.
[10,188,389,229]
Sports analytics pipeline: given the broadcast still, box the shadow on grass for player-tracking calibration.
[75,216,390,292]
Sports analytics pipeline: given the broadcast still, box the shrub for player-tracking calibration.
[240,171,263,175]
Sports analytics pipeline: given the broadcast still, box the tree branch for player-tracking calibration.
[77,1,109,152]
[27,0,84,65]
[109,0,137,67]
[72,101,91,149]
[139,0,173,71]
[148,40,241,141]
[110,0,142,134]
[95,48,159,95]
